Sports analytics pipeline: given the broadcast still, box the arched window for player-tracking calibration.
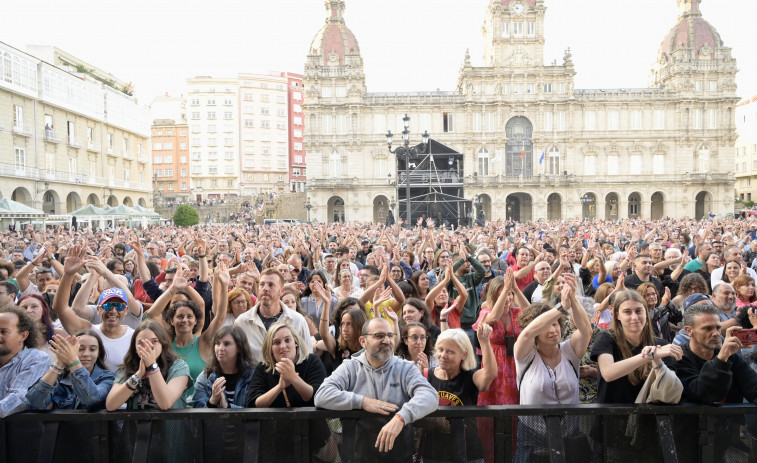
[548,146,560,175]
[329,150,341,178]
[698,144,710,172]
[478,148,489,176]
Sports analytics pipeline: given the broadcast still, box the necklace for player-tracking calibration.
[173,336,198,360]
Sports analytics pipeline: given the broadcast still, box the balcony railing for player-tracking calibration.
[87,141,100,152]
[12,124,33,137]
[43,130,61,144]
[67,137,82,149]
[2,404,756,463]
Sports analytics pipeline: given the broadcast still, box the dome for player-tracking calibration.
[308,0,361,67]
[500,0,537,6]
[658,1,724,62]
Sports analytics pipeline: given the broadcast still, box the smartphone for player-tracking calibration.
[733,329,757,347]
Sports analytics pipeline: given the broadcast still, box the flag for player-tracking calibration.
[520,146,524,159]
[539,151,545,164]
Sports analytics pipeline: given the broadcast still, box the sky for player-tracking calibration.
[5,0,757,106]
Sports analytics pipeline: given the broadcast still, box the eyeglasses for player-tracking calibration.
[406,335,427,342]
[364,332,397,340]
[101,302,127,312]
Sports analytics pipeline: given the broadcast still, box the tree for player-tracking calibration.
[173,205,199,227]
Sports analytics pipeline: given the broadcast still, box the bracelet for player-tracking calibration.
[49,366,64,375]
[144,368,160,378]
[394,414,406,425]
[125,382,137,391]
[145,362,159,373]
[127,374,141,389]
[50,364,65,373]
[66,360,82,369]
[652,362,664,369]
[198,254,206,258]
[440,319,448,323]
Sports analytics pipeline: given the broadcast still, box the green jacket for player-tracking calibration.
[448,256,487,328]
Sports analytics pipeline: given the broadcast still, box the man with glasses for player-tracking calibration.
[51,245,135,371]
[316,318,437,462]
[0,282,18,308]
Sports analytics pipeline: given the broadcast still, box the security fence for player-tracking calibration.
[2,404,756,463]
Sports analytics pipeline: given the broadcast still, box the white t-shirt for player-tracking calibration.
[91,324,134,372]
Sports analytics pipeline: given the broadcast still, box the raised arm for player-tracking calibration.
[472,323,497,391]
[51,245,92,334]
[84,257,141,318]
[199,262,230,361]
[315,282,336,357]
[484,269,514,325]
[425,265,451,313]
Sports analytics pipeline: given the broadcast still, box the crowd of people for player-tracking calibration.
[2,216,757,462]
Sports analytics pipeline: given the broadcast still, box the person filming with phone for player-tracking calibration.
[672,302,757,460]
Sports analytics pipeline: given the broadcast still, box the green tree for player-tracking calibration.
[173,205,199,226]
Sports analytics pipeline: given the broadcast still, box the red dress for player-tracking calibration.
[474,306,522,463]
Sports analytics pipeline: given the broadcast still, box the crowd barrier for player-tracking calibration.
[2,403,756,463]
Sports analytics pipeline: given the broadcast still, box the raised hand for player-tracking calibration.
[440,300,459,318]
[48,334,79,367]
[215,261,230,286]
[63,245,87,275]
[209,376,227,407]
[476,322,493,344]
[373,286,393,307]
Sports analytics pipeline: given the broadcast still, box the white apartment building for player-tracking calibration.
[186,77,239,200]
[736,96,757,204]
[238,73,290,196]
[0,42,152,214]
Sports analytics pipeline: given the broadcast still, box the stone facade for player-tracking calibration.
[0,42,152,216]
[735,95,757,204]
[303,0,738,223]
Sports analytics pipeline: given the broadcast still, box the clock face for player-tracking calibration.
[513,3,524,14]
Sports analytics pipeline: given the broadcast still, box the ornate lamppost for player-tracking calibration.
[386,114,428,227]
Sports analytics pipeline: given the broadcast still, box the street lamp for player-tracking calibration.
[304,198,313,222]
[386,114,429,227]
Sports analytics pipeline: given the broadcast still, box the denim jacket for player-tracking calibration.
[26,364,115,411]
[192,365,254,409]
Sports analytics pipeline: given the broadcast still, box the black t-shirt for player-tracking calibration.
[259,310,283,331]
[590,331,665,403]
[623,273,664,296]
[422,368,484,461]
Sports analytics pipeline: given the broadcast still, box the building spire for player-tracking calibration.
[677,0,702,18]
[326,0,345,23]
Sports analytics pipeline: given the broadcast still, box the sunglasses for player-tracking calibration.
[102,302,127,312]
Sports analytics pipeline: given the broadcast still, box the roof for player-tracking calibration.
[0,198,45,217]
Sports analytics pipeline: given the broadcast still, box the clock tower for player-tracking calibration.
[483,0,546,67]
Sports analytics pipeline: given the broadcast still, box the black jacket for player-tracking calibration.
[672,343,757,405]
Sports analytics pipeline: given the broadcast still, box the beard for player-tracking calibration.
[368,345,393,365]
[0,346,11,356]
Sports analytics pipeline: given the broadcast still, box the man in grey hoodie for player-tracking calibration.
[315,318,438,462]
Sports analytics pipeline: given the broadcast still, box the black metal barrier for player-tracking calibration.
[2,403,757,463]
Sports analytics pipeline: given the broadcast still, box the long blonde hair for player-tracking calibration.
[610,290,654,386]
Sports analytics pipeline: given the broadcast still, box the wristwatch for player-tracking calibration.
[555,303,569,316]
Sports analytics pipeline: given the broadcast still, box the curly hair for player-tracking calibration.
[679,272,710,296]
[0,305,41,349]
[517,302,567,340]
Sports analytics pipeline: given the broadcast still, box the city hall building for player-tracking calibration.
[303,0,737,224]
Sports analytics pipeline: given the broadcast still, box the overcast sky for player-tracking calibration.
[5,0,756,105]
